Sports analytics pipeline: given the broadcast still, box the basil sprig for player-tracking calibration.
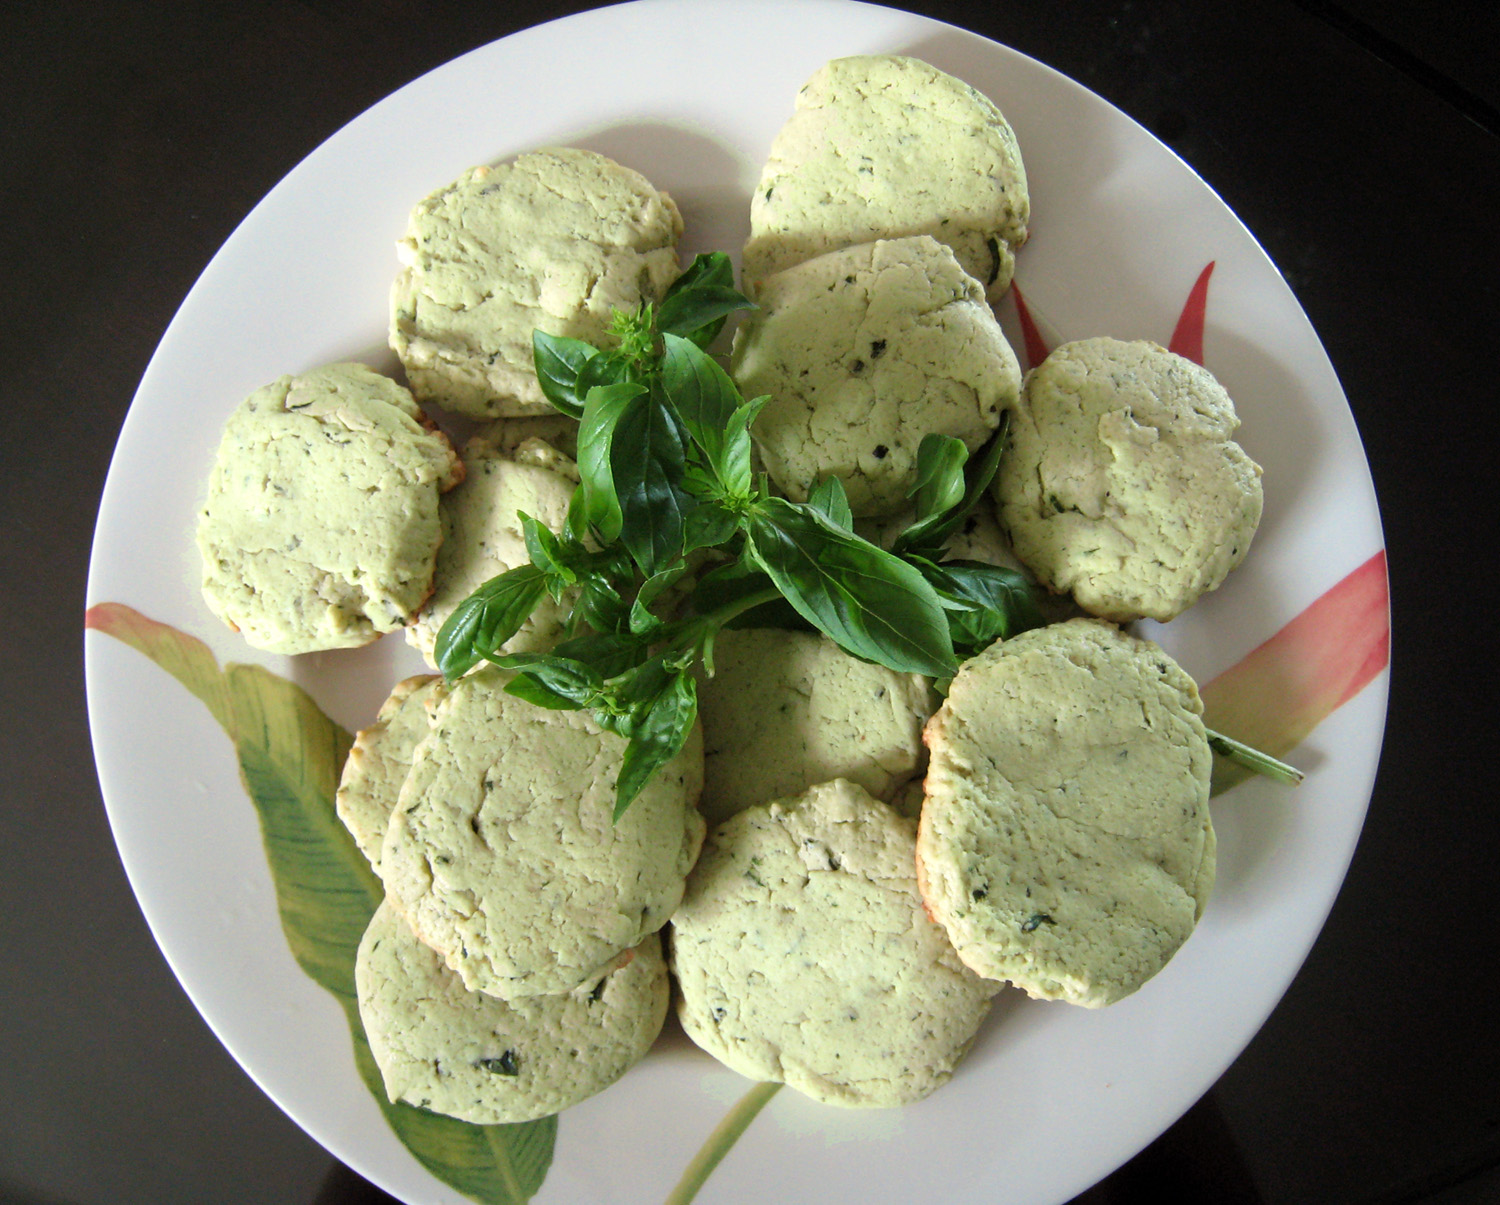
[435,252,1044,817]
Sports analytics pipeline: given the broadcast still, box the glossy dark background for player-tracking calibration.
[4,1,1497,1202]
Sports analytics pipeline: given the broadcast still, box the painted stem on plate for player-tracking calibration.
[663,1081,783,1205]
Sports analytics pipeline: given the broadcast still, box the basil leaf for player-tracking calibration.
[658,285,756,348]
[805,475,854,531]
[490,653,602,710]
[591,654,670,739]
[630,562,688,635]
[580,346,632,393]
[564,485,591,544]
[692,558,772,613]
[679,463,725,502]
[660,334,739,466]
[907,434,969,522]
[576,381,647,544]
[893,415,1009,558]
[532,331,602,419]
[917,558,1046,651]
[519,512,576,598]
[658,253,754,347]
[550,630,650,680]
[745,498,958,677]
[569,573,628,635]
[611,387,693,575]
[505,674,581,710]
[718,395,770,499]
[663,250,735,298]
[433,564,549,681]
[613,669,698,819]
[683,501,741,553]
[608,652,676,710]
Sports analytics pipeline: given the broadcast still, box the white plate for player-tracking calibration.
[85,2,1389,1202]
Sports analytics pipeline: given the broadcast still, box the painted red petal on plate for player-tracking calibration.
[1010,281,1051,372]
[1201,550,1390,792]
[1168,262,1216,365]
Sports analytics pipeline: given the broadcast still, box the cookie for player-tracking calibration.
[405,437,577,669]
[670,779,998,1107]
[916,618,1216,1007]
[731,236,1020,516]
[378,666,706,999]
[694,627,933,826]
[196,362,461,654]
[475,414,581,462]
[335,675,446,871]
[357,900,668,1124]
[390,148,683,418]
[742,55,1029,299]
[994,338,1264,622]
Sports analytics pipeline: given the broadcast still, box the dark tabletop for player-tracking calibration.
[4,2,1497,1202]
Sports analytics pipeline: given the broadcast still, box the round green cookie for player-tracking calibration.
[732,235,1020,517]
[196,362,461,654]
[916,618,1216,1008]
[742,55,1029,300]
[357,900,668,1124]
[670,778,998,1107]
[405,437,577,669]
[390,147,683,418]
[694,628,933,826]
[379,667,706,999]
[994,338,1264,622]
[335,675,445,872]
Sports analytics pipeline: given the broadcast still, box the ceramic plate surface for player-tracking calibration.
[86,2,1389,1202]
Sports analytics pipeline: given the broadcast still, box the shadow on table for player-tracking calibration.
[1068,1088,1263,1204]
[311,1162,401,1205]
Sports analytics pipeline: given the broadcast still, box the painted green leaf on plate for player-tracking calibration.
[86,602,556,1204]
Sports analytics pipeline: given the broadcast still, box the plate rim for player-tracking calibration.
[84,3,1390,1202]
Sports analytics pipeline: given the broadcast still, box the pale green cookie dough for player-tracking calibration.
[693,628,934,826]
[335,675,446,871]
[406,437,577,669]
[742,55,1029,300]
[379,667,706,999]
[390,148,684,418]
[670,779,998,1107]
[994,337,1264,623]
[357,900,668,1124]
[916,618,1216,1008]
[731,236,1021,517]
[196,362,462,654]
[476,414,581,462]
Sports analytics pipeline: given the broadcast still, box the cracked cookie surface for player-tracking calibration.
[731,235,1020,517]
[742,54,1029,300]
[379,666,705,999]
[669,778,997,1107]
[390,147,683,418]
[916,619,1215,1007]
[196,362,461,653]
[357,900,668,1124]
[994,337,1263,622]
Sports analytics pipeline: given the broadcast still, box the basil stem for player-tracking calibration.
[1205,728,1306,786]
